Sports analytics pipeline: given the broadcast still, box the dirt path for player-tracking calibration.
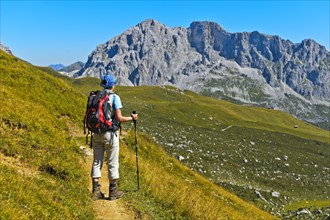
[82,146,137,220]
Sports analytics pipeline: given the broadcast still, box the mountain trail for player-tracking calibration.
[83,146,137,220]
[73,126,137,220]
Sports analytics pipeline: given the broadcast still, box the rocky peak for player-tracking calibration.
[58,61,84,77]
[59,61,84,72]
[135,19,167,32]
[188,21,229,54]
[293,39,329,65]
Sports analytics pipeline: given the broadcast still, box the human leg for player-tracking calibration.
[105,131,124,200]
[91,134,105,200]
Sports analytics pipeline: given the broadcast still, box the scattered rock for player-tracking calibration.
[176,155,185,161]
[271,191,280,198]
[297,208,311,215]
[80,146,93,157]
[255,191,268,202]
[283,155,288,161]
[312,209,322,215]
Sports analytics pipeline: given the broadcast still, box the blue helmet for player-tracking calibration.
[100,74,117,88]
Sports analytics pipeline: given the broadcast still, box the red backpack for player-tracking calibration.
[84,90,120,146]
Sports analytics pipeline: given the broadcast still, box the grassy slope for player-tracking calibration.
[0,51,94,219]
[1,51,275,219]
[117,86,329,143]
[35,66,101,95]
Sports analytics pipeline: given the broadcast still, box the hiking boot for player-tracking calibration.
[109,185,124,200]
[92,186,105,200]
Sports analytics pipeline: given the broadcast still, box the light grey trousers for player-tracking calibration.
[91,131,120,180]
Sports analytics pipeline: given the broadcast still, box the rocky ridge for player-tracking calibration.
[0,42,13,55]
[59,61,84,77]
[74,19,330,128]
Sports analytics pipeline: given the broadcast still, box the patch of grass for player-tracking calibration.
[285,200,330,212]
[202,77,271,103]
[115,86,329,143]
[0,51,94,219]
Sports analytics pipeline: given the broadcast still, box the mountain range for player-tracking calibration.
[49,63,66,71]
[65,19,329,129]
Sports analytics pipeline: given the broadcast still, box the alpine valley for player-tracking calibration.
[69,19,330,130]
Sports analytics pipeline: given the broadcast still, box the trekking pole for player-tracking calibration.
[132,111,140,190]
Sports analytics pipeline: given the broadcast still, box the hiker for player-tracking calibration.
[91,74,138,201]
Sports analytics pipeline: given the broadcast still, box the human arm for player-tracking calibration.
[113,94,138,122]
[115,109,138,122]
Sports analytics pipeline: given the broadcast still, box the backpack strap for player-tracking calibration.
[105,90,116,121]
[90,132,93,149]
[105,91,122,134]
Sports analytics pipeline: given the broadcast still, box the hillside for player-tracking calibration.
[0,51,93,218]
[0,51,278,219]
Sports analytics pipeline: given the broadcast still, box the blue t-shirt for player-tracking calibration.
[113,94,122,110]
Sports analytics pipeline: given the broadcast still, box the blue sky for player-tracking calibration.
[1,1,329,66]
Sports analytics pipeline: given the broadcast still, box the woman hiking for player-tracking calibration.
[91,74,138,200]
